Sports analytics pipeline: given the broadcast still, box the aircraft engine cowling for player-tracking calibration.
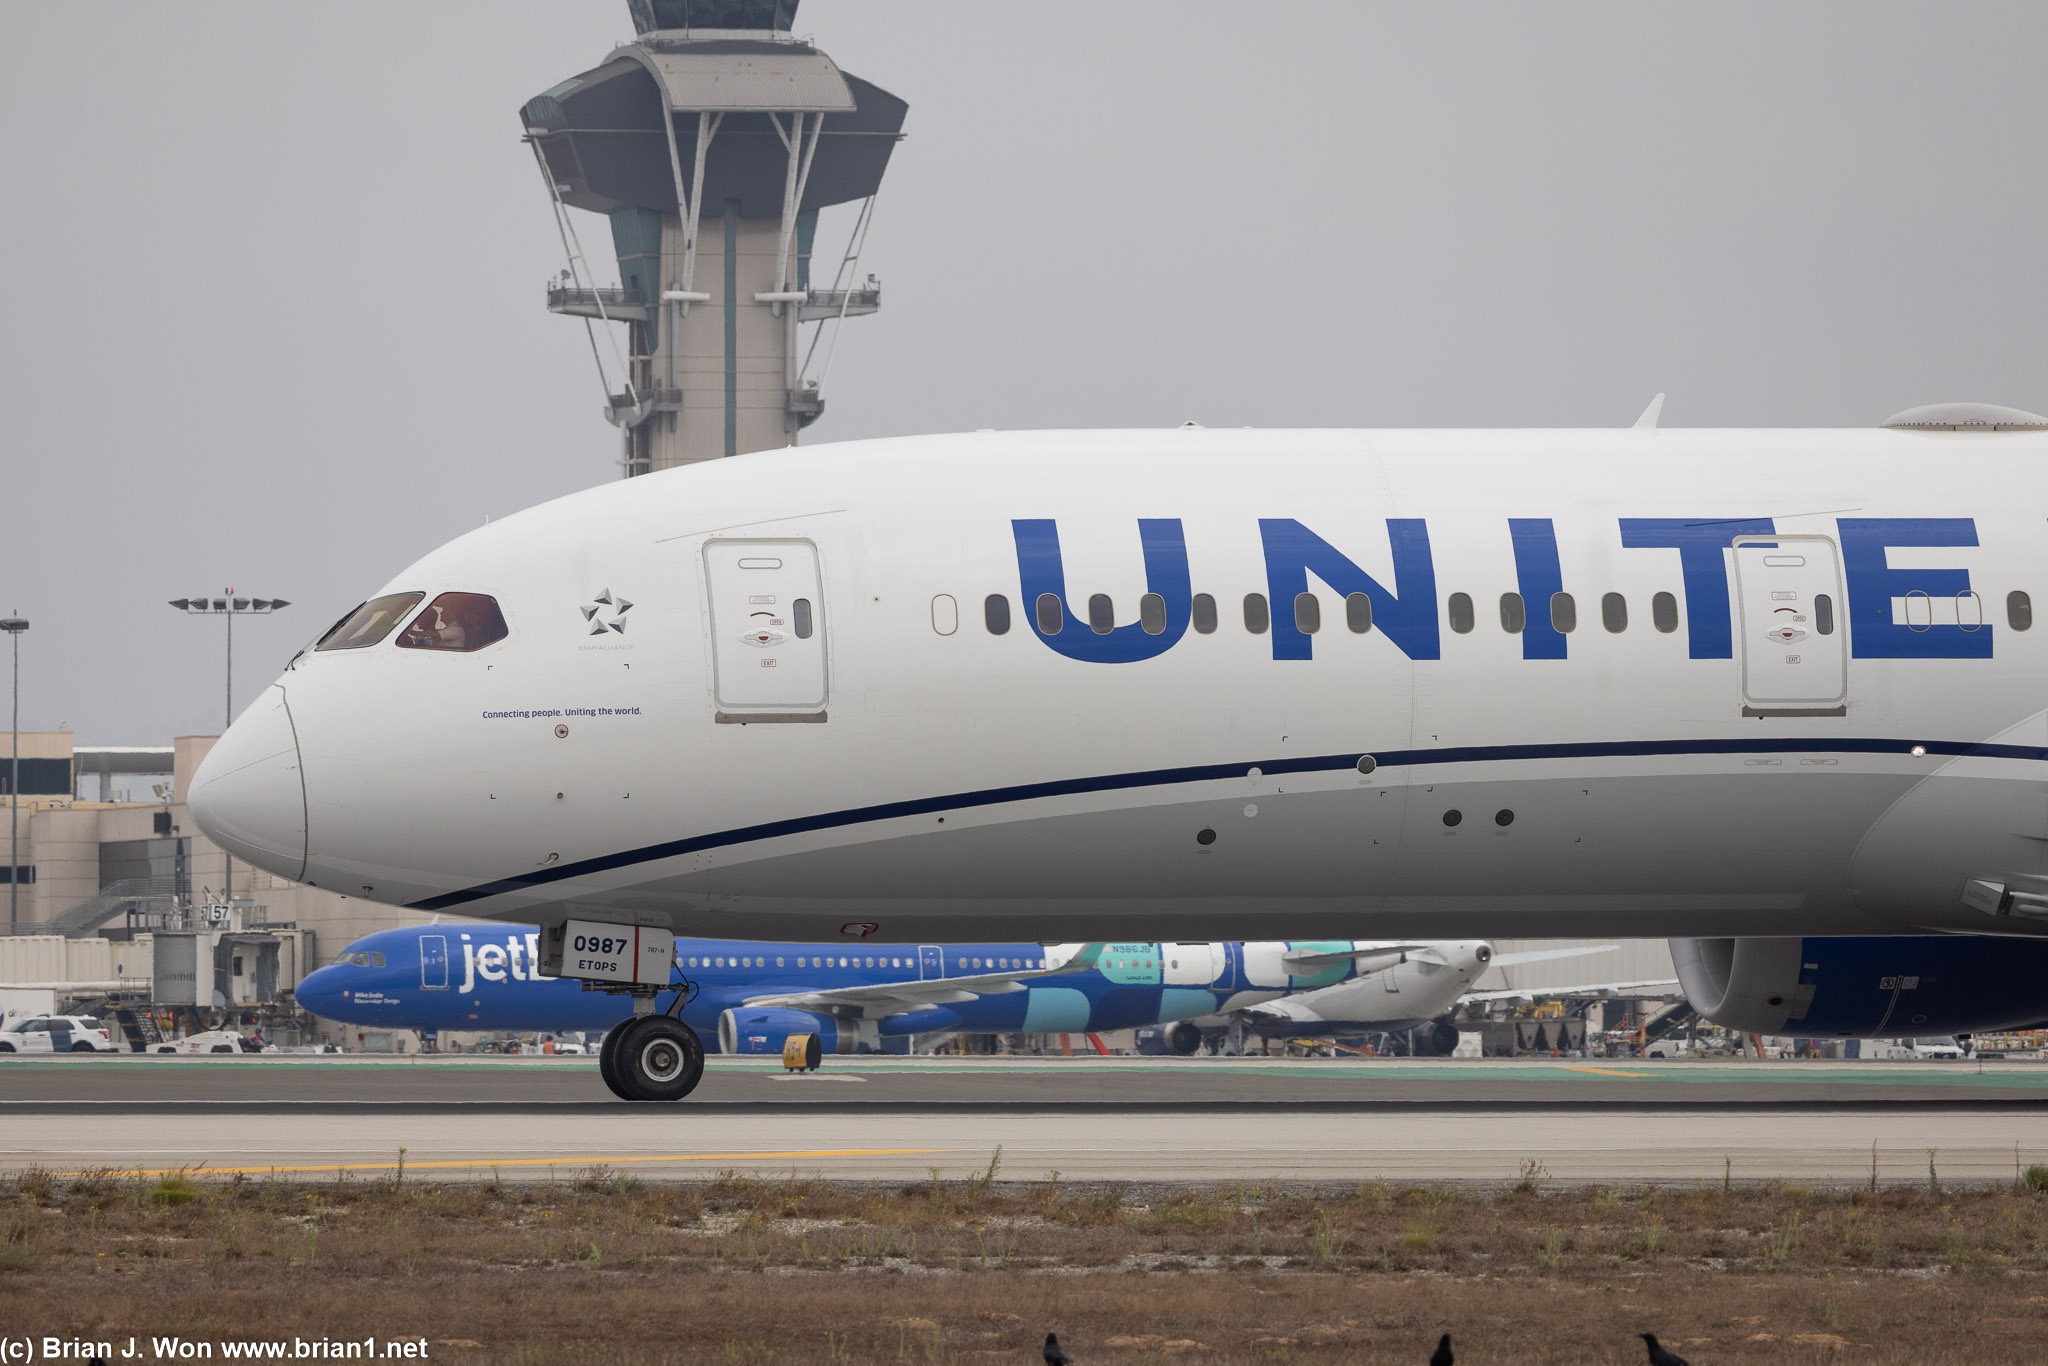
[1671,936,2048,1038]
[1163,1022,1204,1056]
[1410,1017,1460,1057]
[717,1007,858,1057]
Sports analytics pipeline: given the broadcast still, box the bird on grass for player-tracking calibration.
[1429,1333,1454,1366]
[1043,1332,1072,1366]
[1640,1333,1688,1366]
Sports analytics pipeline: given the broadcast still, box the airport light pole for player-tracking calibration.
[168,593,289,910]
[1,617,24,936]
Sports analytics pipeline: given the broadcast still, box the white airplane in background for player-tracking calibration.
[190,404,2048,1098]
[1213,942,1677,1055]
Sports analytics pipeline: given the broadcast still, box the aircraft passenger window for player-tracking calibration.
[985,594,1011,635]
[2010,591,2033,630]
[397,593,509,653]
[1140,593,1167,635]
[1295,592,1321,634]
[1036,593,1063,635]
[1499,593,1525,633]
[316,592,425,652]
[1905,590,1932,632]
[1447,593,1474,634]
[1345,592,1372,633]
[776,957,785,967]
[1192,593,1217,634]
[1957,590,1983,632]
[1652,591,1679,634]
[1243,593,1269,634]
[793,599,815,639]
[1088,594,1114,635]
[1816,594,1835,635]
[1601,592,1627,633]
[1550,592,1577,633]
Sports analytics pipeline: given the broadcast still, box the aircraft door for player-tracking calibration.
[1164,943,1217,986]
[919,945,942,979]
[703,540,829,719]
[1732,535,1848,716]
[420,935,448,990]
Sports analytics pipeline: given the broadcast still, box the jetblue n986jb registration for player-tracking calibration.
[190,423,2048,950]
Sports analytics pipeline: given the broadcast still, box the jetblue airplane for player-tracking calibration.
[190,410,2048,1098]
[295,924,1543,1059]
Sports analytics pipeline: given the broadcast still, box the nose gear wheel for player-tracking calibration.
[602,1015,705,1102]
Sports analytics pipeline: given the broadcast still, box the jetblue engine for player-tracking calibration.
[717,1007,861,1056]
[1671,935,2048,1038]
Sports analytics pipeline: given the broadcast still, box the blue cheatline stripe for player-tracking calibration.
[407,734,2048,912]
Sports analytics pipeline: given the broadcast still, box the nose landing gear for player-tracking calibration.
[601,1014,706,1101]
[587,976,706,1102]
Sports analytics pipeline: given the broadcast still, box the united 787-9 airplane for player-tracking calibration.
[191,407,2048,1098]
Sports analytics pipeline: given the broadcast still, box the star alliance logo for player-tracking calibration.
[581,589,633,636]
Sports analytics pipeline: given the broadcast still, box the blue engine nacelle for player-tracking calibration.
[717,1007,861,1056]
[1672,935,2048,1038]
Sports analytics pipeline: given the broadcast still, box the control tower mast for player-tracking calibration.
[522,1,907,475]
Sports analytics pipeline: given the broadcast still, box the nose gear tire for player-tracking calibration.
[598,1023,629,1099]
[613,1016,705,1102]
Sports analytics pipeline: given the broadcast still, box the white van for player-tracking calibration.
[1878,1036,1967,1060]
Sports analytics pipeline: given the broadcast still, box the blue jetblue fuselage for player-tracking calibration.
[293,926,1407,1041]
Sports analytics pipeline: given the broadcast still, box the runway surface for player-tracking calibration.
[4,1054,2044,1184]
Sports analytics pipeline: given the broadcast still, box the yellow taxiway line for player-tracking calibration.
[1559,1065,1657,1078]
[67,1148,954,1179]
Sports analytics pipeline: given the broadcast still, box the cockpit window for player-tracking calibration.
[317,593,426,651]
[396,593,509,653]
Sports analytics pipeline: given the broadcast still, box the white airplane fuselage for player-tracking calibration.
[192,427,2048,946]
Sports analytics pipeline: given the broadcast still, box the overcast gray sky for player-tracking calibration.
[3,2,2045,756]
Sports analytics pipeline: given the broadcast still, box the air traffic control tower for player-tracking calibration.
[522,0,907,475]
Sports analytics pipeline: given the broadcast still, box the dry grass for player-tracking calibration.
[3,1163,2047,1362]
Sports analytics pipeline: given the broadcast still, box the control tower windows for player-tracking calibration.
[316,593,425,652]
[396,593,509,653]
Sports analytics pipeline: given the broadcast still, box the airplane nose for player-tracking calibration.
[294,966,337,1019]
[189,684,308,882]
[294,965,343,1018]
